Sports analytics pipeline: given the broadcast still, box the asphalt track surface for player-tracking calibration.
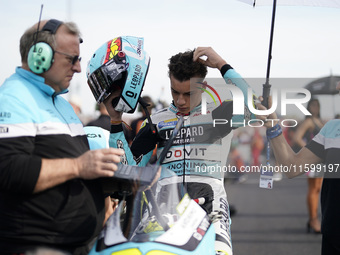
[225,173,322,255]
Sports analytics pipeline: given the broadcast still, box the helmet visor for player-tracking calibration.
[87,58,127,103]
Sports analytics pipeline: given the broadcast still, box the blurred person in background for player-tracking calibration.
[293,98,324,234]
[87,102,111,131]
[69,95,82,117]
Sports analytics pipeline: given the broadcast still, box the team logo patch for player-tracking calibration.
[0,127,9,133]
[158,118,178,129]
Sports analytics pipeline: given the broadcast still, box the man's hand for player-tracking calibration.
[75,148,124,179]
[35,148,125,193]
[256,96,279,128]
[193,47,227,70]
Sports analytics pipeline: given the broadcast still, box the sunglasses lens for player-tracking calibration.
[72,56,81,65]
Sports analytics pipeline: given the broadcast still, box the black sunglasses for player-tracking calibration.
[55,50,82,65]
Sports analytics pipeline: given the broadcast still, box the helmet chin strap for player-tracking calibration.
[138,97,156,135]
[111,95,156,134]
[111,96,120,109]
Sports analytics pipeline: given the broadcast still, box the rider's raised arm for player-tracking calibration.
[193,47,258,127]
[256,98,323,178]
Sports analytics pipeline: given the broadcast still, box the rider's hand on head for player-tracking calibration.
[193,47,227,70]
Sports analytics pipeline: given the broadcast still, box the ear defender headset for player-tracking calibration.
[27,6,62,74]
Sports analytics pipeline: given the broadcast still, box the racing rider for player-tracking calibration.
[86,39,258,255]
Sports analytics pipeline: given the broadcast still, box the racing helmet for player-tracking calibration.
[86,36,150,113]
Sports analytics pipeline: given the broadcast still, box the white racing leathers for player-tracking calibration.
[103,69,257,255]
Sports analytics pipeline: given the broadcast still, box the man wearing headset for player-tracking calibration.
[0,19,123,254]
